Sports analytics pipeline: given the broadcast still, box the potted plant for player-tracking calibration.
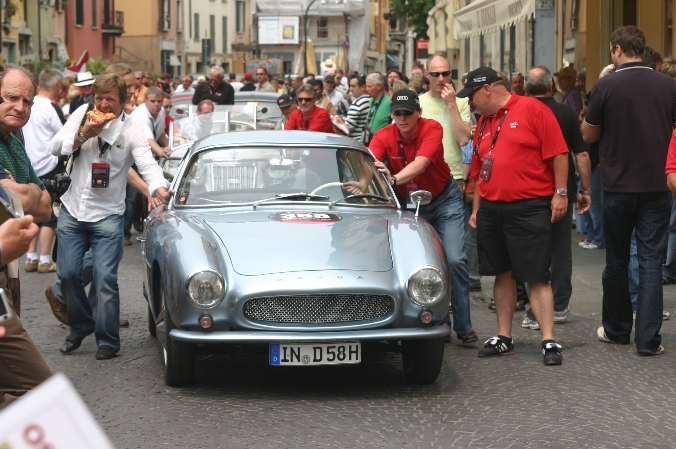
[6,2,17,17]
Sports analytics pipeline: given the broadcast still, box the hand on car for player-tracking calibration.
[162,147,172,157]
[147,196,164,211]
[155,188,175,205]
[374,161,392,184]
[342,181,363,195]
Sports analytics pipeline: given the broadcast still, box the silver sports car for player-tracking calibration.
[141,131,452,386]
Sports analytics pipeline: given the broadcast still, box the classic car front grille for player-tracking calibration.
[244,294,393,323]
[211,163,256,190]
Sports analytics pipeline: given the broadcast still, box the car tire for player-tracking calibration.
[401,337,445,384]
[148,305,157,338]
[161,281,196,386]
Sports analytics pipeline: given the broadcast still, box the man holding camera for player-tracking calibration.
[51,74,172,360]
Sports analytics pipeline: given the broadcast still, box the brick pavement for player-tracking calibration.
[14,236,676,448]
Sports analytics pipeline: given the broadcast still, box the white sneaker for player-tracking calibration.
[583,242,599,249]
[664,310,672,320]
[554,306,571,323]
[578,240,589,247]
[521,316,539,330]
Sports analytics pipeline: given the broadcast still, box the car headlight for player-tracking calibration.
[185,268,225,309]
[407,266,447,306]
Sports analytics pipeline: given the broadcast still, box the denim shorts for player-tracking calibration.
[476,197,552,282]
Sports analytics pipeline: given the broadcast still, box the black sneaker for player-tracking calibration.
[515,299,526,311]
[542,342,563,365]
[478,336,515,357]
[457,330,478,344]
[470,284,482,292]
[488,301,496,311]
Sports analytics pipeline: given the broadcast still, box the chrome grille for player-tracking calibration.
[211,163,256,190]
[244,294,392,323]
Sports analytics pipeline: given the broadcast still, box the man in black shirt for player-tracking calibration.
[519,65,592,330]
[239,72,256,92]
[191,66,234,105]
[582,25,676,355]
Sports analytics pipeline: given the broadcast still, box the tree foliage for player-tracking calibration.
[389,0,436,40]
[87,57,110,75]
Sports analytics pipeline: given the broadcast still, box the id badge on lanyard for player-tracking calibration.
[92,138,111,188]
[476,110,508,181]
[398,142,419,210]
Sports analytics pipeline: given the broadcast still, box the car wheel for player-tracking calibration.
[148,305,157,338]
[401,337,445,384]
[161,280,196,386]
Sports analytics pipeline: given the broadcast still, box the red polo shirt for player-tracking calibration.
[369,118,450,198]
[285,106,334,133]
[470,93,568,202]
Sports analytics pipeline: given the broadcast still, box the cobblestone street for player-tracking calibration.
[17,233,676,448]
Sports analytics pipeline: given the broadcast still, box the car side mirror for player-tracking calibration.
[410,190,432,217]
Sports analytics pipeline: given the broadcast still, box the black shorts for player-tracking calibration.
[476,197,552,283]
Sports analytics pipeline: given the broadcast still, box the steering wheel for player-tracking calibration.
[311,182,344,195]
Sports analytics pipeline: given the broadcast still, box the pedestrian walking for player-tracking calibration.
[581,25,676,355]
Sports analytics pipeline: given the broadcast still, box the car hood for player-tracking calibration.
[204,210,392,275]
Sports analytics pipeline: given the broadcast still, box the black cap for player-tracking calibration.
[390,89,420,113]
[456,67,503,98]
[277,94,293,108]
[324,74,335,83]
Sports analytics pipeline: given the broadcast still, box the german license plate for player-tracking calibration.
[269,342,361,365]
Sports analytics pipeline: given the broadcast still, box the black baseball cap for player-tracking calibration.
[456,67,503,98]
[277,94,293,108]
[390,89,420,113]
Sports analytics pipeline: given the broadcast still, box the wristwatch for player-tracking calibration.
[555,189,568,196]
[391,175,397,187]
[579,189,591,196]
[77,129,88,143]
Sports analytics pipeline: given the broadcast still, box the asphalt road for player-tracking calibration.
[16,231,676,448]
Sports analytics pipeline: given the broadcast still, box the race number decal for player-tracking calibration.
[268,212,342,223]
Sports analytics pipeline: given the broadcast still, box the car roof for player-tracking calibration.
[234,92,281,102]
[189,131,368,156]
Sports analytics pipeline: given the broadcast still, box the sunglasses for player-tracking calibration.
[297,97,313,103]
[163,105,171,109]
[428,70,451,78]
[467,85,484,101]
[392,109,414,117]
[511,71,522,76]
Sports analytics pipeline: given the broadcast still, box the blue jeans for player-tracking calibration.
[419,180,472,335]
[57,207,124,350]
[629,230,638,310]
[586,166,605,247]
[123,183,138,241]
[602,191,670,351]
[662,193,676,281]
[464,200,481,287]
[53,249,95,308]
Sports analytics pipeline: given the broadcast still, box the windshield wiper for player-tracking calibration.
[329,194,391,208]
[252,192,330,209]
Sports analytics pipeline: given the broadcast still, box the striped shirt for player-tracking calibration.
[344,95,371,142]
[50,104,168,222]
[0,133,44,187]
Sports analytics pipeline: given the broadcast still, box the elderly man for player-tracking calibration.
[461,67,569,365]
[174,75,194,94]
[23,68,65,274]
[192,66,234,105]
[364,73,391,144]
[555,67,583,115]
[51,74,172,360]
[344,75,371,142]
[275,94,296,130]
[255,67,277,93]
[130,86,171,159]
[284,84,334,133]
[511,72,526,96]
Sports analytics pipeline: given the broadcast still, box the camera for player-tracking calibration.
[42,172,72,201]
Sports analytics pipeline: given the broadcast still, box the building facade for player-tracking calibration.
[183,0,237,76]
[25,0,69,64]
[64,0,120,62]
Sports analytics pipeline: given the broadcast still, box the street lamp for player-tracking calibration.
[303,0,346,76]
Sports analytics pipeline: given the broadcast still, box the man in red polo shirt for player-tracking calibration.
[367,89,477,345]
[285,83,334,133]
[459,67,569,365]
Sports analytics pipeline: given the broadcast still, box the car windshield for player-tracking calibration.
[171,106,257,144]
[174,147,393,207]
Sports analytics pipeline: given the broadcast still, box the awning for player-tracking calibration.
[169,55,181,66]
[453,0,535,39]
[386,54,400,64]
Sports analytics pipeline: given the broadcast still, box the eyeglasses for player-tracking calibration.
[256,73,265,76]
[135,77,142,80]
[163,105,171,109]
[467,85,484,101]
[392,109,414,117]
[428,70,451,78]
[609,45,618,56]
[297,97,313,103]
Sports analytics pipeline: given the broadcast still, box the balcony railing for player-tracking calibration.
[102,11,124,35]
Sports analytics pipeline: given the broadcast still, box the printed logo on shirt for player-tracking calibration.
[510,122,518,128]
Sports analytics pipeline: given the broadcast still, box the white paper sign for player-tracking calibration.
[0,373,115,449]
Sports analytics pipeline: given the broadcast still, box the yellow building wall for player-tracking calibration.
[116,0,154,35]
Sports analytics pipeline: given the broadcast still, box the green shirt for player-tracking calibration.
[368,94,391,136]
[419,93,470,180]
[0,133,44,187]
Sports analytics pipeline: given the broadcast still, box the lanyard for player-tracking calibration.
[398,141,418,166]
[474,110,508,158]
[97,138,110,158]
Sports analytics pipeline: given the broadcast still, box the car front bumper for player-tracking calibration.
[169,324,451,343]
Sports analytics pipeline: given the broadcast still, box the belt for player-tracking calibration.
[429,179,454,204]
